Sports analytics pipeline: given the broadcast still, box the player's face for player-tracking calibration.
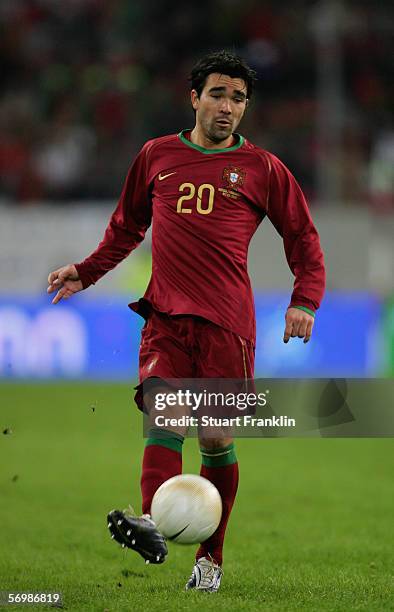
[191,73,248,143]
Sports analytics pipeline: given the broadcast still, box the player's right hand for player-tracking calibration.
[47,264,83,304]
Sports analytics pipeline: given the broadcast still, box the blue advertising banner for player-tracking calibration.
[0,296,139,380]
[0,293,382,379]
[254,292,382,376]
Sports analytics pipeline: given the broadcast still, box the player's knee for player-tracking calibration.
[144,385,190,437]
[198,436,233,451]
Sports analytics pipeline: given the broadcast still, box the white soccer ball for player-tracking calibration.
[151,474,222,544]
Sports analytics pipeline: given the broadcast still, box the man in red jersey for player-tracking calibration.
[47,51,325,592]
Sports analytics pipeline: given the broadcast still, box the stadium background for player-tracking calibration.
[1,2,394,610]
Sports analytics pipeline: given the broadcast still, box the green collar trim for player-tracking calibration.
[178,129,244,154]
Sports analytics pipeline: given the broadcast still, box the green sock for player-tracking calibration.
[145,427,184,453]
[200,443,237,467]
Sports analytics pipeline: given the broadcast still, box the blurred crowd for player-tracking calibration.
[0,0,392,206]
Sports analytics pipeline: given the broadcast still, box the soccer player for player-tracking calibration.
[47,50,325,592]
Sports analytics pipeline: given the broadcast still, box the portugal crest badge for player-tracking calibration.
[222,166,246,190]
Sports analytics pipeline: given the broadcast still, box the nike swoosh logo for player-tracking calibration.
[167,523,190,540]
[158,171,177,181]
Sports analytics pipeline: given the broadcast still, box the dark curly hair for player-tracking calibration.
[189,50,257,99]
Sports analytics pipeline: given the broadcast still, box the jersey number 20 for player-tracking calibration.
[177,182,215,215]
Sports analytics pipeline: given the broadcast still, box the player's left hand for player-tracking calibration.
[283,307,314,344]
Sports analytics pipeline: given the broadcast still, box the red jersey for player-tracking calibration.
[75,130,325,343]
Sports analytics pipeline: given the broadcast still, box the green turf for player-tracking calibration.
[1,383,393,611]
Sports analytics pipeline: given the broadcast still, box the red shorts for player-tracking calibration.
[134,308,255,412]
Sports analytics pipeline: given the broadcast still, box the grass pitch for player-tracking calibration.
[1,383,393,611]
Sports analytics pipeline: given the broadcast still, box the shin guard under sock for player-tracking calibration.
[195,443,238,566]
[141,428,183,515]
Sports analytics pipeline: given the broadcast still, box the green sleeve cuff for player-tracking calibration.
[292,306,315,318]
